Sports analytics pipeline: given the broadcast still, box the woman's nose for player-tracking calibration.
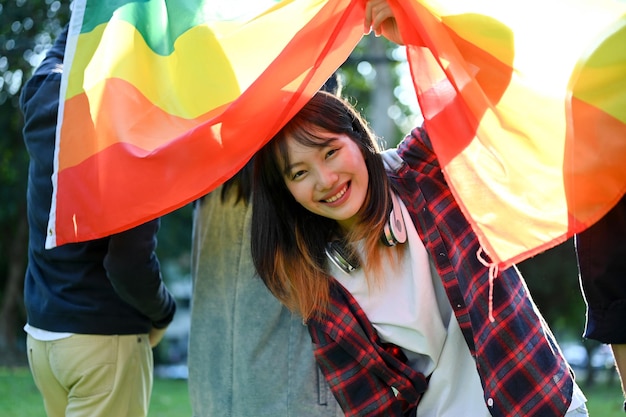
[315,167,338,190]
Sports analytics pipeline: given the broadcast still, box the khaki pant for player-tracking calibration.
[27,333,153,417]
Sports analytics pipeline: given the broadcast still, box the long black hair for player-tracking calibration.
[251,91,392,319]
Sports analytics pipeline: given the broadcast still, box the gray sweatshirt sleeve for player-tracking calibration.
[104,218,176,328]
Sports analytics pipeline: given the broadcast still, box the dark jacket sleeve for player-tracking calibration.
[104,218,176,328]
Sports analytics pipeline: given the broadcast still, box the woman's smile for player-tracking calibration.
[321,183,350,205]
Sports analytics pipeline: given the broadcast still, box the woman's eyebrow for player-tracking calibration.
[285,160,303,173]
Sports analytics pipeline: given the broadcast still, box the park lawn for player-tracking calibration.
[0,366,623,416]
[0,367,190,417]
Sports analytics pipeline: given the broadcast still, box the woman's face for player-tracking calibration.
[281,131,369,231]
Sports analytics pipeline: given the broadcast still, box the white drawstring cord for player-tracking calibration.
[476,247,498,322]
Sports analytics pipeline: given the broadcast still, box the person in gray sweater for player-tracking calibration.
[187,76,343,417]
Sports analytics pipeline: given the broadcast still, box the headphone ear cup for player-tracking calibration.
[381,221,396,246]
[325,240,360,273]
[381,194,407,246]
[389,200,406,244]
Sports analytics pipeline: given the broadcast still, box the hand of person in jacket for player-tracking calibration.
[364,0,403,45]
[149,326,168,347]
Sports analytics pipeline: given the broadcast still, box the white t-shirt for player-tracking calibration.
[24,323,73,341]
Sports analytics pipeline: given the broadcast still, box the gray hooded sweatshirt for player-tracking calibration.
[188,186,343,417]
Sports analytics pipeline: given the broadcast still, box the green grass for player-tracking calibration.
[0,367,190,417]
[582,379,625,417]
[0,367,624,416]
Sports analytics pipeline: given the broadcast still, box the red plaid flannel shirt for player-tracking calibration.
[307,127,574,417]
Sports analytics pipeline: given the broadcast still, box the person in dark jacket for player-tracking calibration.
[20,24,176,417]
[575,195,626,412]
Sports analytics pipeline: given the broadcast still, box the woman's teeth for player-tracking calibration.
[325,185,347,203]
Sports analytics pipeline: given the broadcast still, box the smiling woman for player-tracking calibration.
[249,84,588,417]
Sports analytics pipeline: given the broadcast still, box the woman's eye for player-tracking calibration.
[291,170,306,180]
[326,148,338,159]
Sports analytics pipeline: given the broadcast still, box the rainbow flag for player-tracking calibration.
[51,0,626,270]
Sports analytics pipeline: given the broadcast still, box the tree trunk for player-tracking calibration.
[0,213,28,366]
